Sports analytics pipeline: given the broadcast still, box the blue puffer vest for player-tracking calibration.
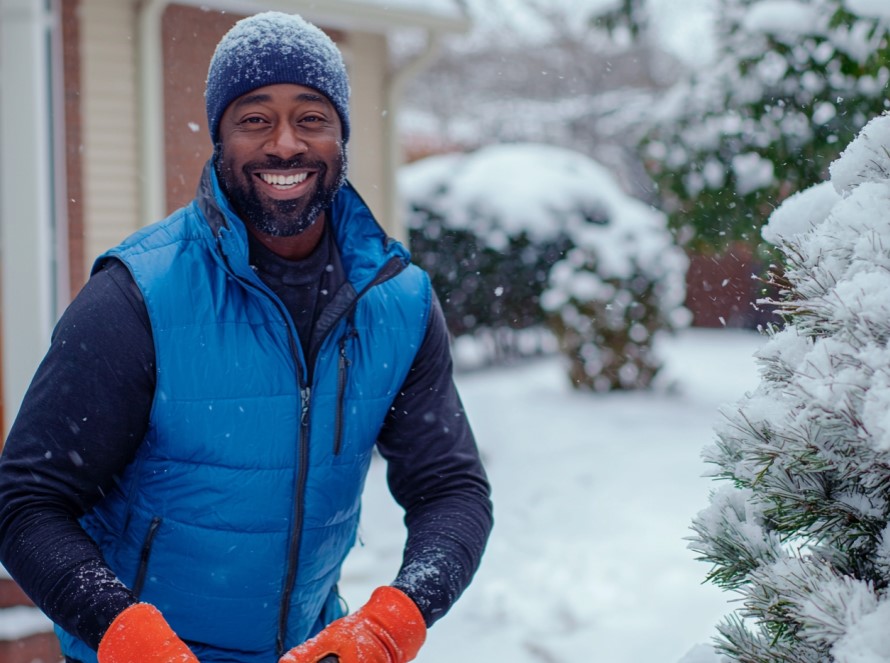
[57,166,431,663]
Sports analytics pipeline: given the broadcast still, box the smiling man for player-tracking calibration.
[0,12,492,663]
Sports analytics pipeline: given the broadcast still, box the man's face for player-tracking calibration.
[216,83,346,238]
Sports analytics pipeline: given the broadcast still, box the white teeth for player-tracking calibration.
[260,172,308,187]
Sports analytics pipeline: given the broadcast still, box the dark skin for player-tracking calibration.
[217,83,345,260]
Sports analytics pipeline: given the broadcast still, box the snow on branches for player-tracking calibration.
[689,113,890,662]
[642,0,890,254]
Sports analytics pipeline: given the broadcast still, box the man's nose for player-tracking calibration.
[265,123,308,158]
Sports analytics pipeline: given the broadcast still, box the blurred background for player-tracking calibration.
[0,0,887,661]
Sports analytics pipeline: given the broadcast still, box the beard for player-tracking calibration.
[216,146,347,238]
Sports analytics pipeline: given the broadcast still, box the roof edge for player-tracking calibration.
[172,0,471,33]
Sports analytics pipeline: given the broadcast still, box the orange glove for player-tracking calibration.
[97,603,199,663]
[280,586,427,663]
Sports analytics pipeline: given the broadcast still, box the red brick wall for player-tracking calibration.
[63,0,85,295]
[685,242,774,329]
[0,580,31,610]
[0,633,61,663]
[161,5,243,215]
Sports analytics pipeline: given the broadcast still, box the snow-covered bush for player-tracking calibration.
[689,113,890,661]
[400,143,689,389]
[401,147,575,360]
[541,190,689,391]
[643,0,890,254]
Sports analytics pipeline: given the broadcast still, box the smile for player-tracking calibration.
[258,172,310,189]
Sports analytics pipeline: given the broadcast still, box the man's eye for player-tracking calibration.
[240,116,267,125]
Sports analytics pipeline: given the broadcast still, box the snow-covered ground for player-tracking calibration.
[340,327,767,663]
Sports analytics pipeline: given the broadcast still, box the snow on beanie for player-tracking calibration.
[205,11,351,144]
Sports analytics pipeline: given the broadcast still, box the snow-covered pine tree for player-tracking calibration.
[643,0,890,254]
[688,112,890,661]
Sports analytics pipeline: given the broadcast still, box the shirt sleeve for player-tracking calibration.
[0,260,155,649]
[376,293,494,627]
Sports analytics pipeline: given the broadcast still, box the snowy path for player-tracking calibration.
[339,328,766,663]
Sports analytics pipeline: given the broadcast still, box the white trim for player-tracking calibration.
[383,32,443,242]
[137,0,168,227]
[172,0,470,33]
[0,0,55,436]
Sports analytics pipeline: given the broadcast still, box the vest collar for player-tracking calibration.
[195,159,410,293]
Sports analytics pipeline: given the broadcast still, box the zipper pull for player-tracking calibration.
[300,386,311,425]
[338,335,352,366]
[337,318,357,364]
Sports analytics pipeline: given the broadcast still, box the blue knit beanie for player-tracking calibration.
[205,12,351,144]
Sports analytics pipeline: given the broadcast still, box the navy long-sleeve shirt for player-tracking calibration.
[0,231,492,652]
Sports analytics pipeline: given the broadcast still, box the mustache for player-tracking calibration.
[244,155,326,172]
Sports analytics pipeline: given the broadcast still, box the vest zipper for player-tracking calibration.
[333,317,357,456]
[275,258,405,648]
[274,260,403,652]
[133,516,162,598]
[276,327,311,657]
[215,240,311,657]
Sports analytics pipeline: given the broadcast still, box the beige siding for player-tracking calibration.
[80,0,140,265]
[341,31,394,236]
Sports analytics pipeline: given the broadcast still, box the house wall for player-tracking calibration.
[162,5,241,213]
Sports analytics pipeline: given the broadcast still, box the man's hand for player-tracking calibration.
[280,586,426,663]
[97,603,199,663]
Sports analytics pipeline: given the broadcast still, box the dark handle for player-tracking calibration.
[318,657,339,663]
